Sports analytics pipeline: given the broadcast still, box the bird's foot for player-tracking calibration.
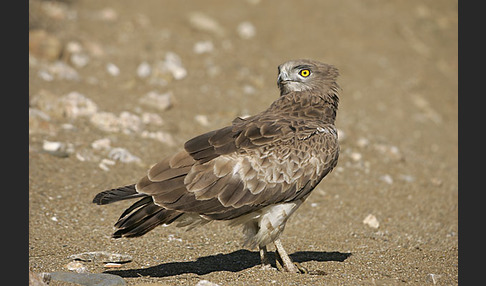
[276,260,308,274]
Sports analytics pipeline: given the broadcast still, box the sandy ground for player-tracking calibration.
[29,0,458,285]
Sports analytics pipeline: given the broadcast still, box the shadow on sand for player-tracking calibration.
[105,249,352,278]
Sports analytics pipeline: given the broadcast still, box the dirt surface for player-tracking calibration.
[29,0,458,285]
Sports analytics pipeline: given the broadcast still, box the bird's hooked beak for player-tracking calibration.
[277,71,291,85]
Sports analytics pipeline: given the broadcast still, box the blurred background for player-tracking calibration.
[29,0,457,284]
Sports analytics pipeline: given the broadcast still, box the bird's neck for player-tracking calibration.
[273,89,339,124]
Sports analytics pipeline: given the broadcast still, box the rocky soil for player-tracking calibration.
[29,0,458,285]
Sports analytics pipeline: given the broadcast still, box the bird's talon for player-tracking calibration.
[294,262,308,274]
[276,260,284,272]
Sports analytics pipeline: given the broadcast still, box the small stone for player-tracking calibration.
[70,53,90,68]
[42,140,62,152]
[337,128,346,143]
[188,12,225,36]
[399,174,415,182]
[162,52,187,80]
[141,112,164,126]
[91,138,112,151]
[139,91,174,111]
[90,111,142,134]
[374,143,403,161]
[363,214,380,229]
[118,111,143,134]
[350,152,362,162]
[193,40,214,54]
[136,61,152,78]
[194,115,210,126]
[237,21,256,39]
[90,112,120,133]
[38,69,54,81]
[379,174,394,185]
[58,91,98,119]
[356,137,369,148]
[195,280,220,286]
[108,148,141,163]
[99,158,116,171]
[430,178,443,186]
[65,261,87,273]
[97,7,118,22]
[29,271,50,286]
[42,140,73,158]
[50,272,126,286]
[106,63,120,76]
[167,234,183,242]
[69,251,132,263]
[40,61,80,81]
[140,131,175,146]
[104,263,122,268]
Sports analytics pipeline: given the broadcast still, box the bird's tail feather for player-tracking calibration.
[93,184,183,238]
[112,196,183,238]
[92,184,145,205]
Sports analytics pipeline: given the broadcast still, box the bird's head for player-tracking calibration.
[277,59,339,96]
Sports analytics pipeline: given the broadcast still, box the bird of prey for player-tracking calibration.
[93,59,340,273]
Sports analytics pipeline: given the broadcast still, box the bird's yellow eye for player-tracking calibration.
[299,69,310,77]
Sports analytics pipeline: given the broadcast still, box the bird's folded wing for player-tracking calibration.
[136,117,338,220]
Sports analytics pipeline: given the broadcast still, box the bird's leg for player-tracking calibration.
[259,245,272,270]
[274,238,299,273]
[274,238,308,274]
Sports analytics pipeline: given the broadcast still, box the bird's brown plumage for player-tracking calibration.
[93,59,340,271]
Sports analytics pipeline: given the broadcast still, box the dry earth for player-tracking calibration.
[29,0,458,285]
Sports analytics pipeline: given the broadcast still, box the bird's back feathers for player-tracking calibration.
[93,59,340,243]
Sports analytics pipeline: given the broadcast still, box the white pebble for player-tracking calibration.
[38,70,54,81]
[379,174,394,184]
[139,91,174,111]
[59,91,98,119]
[136,61,151,78]
[141,112,164,126]
[363,214,379,229]
[337,128,346,142]
[163,52,187,80]
[188,12,225,36]
[106,62,120,76]
[350,152,362,162]
[65,261,87,273]
[91,138,111,150]
[99,158,115,171]
[237,22,256,39]
[193,40,214,54]
[356,137,369,148]
[108,147,141,163]
[194,115,210,126]
[196,280,220,286]
[140,131,175,146]
[70,53,90,68]
[43,140,63,152]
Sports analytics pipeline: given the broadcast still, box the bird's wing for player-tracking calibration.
[136,115,339,221]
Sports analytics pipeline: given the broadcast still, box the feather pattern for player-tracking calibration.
[93,59,340,250]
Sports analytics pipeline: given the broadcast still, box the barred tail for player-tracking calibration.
[92,184,145,205]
